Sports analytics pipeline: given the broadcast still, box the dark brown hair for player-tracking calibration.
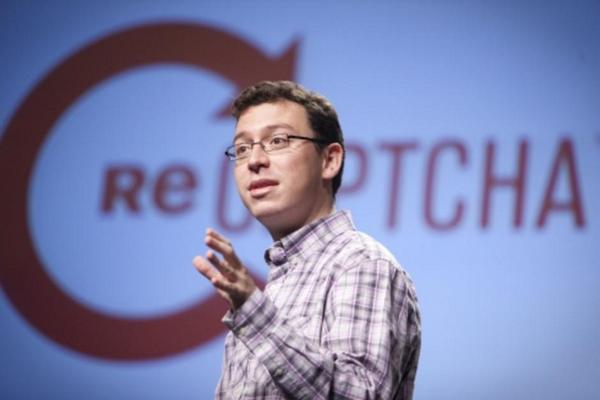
[232,80,345,197]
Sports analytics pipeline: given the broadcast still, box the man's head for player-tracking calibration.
[229,81,345,239]
[232,80,345,196]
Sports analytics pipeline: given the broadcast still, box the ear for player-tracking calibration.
[321,142,343,180]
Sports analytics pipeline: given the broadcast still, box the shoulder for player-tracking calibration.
[325,229,420,324]
[330,229,398,265]
[326,229,419,298]
[327,230,412,287]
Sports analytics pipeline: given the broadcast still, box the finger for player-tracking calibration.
[207,251,238,282]
[197,256,236,292]
[212,276,237,293]
[205,230,241,267]
[206,228,231,246]
[192,255,222,282]
[205,229,234,255]
[193,255,241,310]
[193,255,237,292]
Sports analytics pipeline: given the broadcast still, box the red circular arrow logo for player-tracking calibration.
[0,22,297,360]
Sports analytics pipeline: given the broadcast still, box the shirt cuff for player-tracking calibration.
[222,289,265,331]
[221,289,278,357]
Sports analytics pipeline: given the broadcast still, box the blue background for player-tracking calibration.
[1,1,599,399]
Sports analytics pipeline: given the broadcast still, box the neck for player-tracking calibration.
[266,201,335,241]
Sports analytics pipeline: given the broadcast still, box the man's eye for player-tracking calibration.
[236,144,251,155]
[269,135,288,147]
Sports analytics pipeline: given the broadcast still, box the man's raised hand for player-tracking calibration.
[192,228,257,310]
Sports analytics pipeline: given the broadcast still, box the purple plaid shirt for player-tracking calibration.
[215,210,421,399]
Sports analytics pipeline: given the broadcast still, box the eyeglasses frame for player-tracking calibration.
[224,134,333,161]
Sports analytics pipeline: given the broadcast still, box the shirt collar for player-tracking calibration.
[264,209,355,267]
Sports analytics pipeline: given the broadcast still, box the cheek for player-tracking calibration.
[233,166,245,183]
[287,167,319,193]
[233,170,246,195]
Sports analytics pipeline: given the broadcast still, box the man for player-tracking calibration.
[193,81,420,399]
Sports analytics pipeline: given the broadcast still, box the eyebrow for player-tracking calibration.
[233,123,296,142]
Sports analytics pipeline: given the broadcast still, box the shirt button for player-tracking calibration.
[273,368,283,379]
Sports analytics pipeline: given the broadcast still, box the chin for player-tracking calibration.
[246,200,292,224]
[247,202,283,220]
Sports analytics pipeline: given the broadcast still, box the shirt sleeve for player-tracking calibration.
[222,257,421,400]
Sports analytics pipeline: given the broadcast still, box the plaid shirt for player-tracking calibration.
[216,210,421,399]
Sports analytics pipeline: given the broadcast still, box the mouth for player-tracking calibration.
[248,179,278,197]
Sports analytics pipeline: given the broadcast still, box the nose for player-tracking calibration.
[247,142,269,172]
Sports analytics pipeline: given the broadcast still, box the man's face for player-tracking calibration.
[233,100,329,237]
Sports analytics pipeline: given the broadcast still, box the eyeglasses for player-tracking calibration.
[224,133,332,161]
